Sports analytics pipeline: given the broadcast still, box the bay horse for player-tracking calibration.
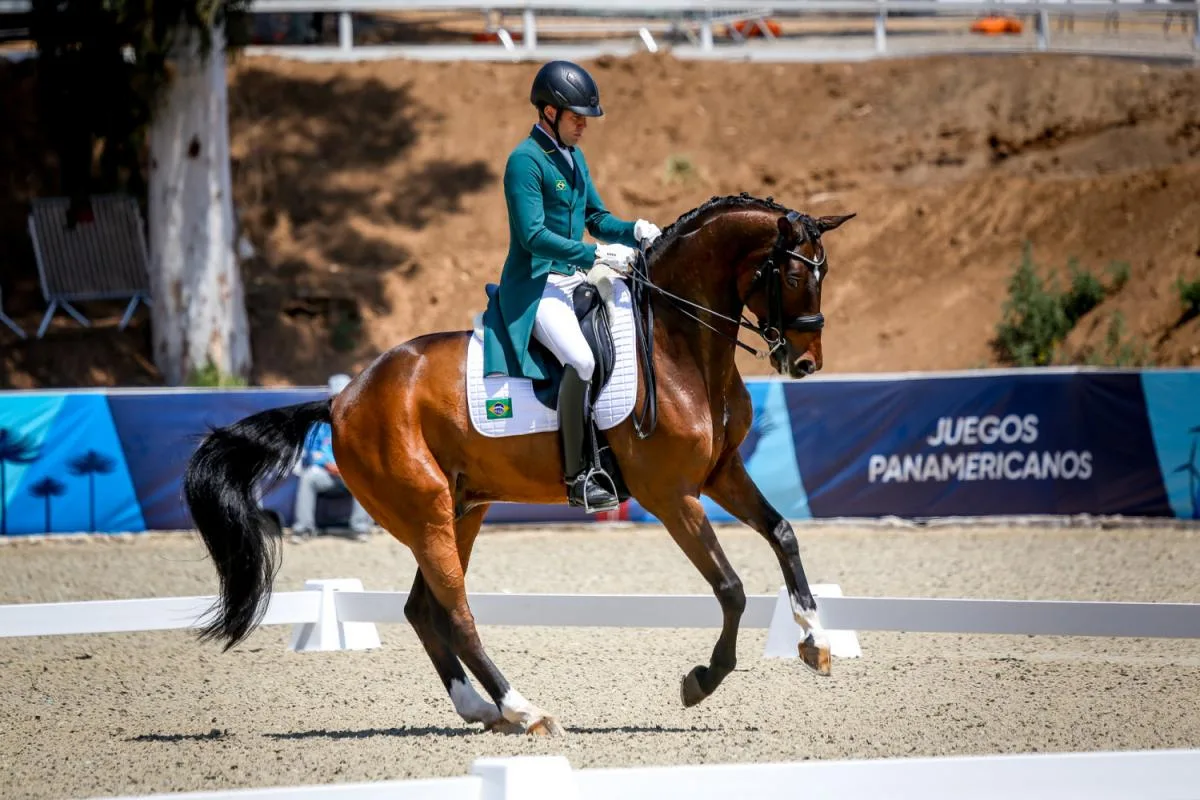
[183,193,855,737]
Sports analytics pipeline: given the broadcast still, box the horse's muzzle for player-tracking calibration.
[791,357,817,378]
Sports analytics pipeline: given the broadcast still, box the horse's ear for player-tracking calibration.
[816,213,856,233]
[777,214,794,236]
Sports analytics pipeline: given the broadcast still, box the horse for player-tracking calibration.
[183,192,855,737]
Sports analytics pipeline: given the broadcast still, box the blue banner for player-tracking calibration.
[107,389,322,531]
[0,369,1195,535]
[783,371,1172,519]
[1140,371,1200,521]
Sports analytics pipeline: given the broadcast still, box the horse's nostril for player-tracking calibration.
[798,359,816,375]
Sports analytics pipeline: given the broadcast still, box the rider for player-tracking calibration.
[487,60,661,512]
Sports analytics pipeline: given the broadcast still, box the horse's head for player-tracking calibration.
[643,194,854,380]
[739,210,855,378]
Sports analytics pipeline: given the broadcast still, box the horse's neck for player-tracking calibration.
[651,208,775,388]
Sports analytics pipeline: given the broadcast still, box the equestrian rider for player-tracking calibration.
[486,60,662,513]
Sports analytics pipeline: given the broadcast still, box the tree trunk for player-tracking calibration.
[147,23,251,386]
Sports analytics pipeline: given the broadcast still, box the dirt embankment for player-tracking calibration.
[1,52,1197,388]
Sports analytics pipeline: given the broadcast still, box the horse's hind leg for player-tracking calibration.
[404,570,503,729]
[404,504,516,731]
[643,494,747,708]
[705,453,831,676]
[410,498,563,736]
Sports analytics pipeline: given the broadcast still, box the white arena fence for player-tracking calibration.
[5,578,1200,800]
[83,749,1200,800]
[1,0,1197,62]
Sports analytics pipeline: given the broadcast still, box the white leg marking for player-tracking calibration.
[450,678,500,724]
[498,688,546,725]
[791,596,830,648]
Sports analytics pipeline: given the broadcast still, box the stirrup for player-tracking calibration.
[568,466,620,513]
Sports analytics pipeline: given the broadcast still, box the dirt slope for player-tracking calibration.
[1,52,1197,387]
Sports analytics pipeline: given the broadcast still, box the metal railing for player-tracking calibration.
[0,1,1196,62]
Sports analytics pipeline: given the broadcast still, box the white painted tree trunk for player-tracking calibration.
[147,23,251,386]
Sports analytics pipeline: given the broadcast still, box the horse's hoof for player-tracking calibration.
[484,718,525,735]
[680,667,708,708]
[526,716,564,737]
[798,633,832,676]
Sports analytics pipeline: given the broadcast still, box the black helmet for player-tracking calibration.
[530,60,603,118]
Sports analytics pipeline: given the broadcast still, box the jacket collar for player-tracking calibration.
[530,125,578,188]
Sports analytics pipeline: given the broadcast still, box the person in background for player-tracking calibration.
[291,373,374,542]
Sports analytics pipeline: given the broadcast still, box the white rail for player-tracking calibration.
[4,580,1199,650]
[1,0,1196,61]
[88,749,1200,800]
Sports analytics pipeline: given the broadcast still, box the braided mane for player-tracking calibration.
[645,192,797,263]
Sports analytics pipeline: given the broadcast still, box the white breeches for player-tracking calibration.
[532,270,595,381]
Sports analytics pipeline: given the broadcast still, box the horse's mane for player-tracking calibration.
[645,192,806,264]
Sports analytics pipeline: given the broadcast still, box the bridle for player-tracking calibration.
[742,210,827,359]
[623,209,826,438]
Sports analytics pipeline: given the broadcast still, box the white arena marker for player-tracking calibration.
[471,756,580,800]
[289,579,381,653]
[763,585,862,660]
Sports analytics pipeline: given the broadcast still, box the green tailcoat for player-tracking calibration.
[481,125,638,381]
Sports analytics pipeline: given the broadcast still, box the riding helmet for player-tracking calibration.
[529,60,603,118]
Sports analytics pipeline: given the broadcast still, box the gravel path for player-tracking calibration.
[3,522,1199,799]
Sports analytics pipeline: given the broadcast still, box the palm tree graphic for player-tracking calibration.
[68,450,116,533]
[1173,427,1200,521]
[0,428,41,536]
[29,476,67,533]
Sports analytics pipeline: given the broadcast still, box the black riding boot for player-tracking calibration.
[558,365,619,512]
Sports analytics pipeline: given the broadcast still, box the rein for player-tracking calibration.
[623,210,826,440]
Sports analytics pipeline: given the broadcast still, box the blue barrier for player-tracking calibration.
[0,368,1196,535]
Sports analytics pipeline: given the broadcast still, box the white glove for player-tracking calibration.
[593,243,637,274]
[634,219,662,246]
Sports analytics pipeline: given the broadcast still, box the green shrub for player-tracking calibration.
[994,244,1071,366]
[993,243,1129,367]
[1083,311,1150,367]
[1176,276,1200,315]
[186,360,248,388]
[664,154,699,184]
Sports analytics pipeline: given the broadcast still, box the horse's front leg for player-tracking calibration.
[641,494,747,708]
[705,453,831,676]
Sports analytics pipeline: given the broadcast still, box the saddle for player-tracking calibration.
[482,278,628,504]
[483,281,617,411]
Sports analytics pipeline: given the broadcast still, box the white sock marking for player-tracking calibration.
[499,688,542,724]
[449,678,499,723]
[791,597,830,646]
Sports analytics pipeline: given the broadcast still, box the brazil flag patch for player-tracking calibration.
[486,398,514,420]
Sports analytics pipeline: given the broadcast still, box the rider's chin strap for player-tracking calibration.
[539,107,569,150]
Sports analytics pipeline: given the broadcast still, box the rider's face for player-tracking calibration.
[549,108,588,146]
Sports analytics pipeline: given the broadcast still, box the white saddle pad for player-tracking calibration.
[467,269,638,438]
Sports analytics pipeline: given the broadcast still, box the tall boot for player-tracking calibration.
[558,365,619,512]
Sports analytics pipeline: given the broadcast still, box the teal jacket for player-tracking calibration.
[481,125,639,381]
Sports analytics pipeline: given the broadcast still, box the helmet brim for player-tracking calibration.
[564,104,603,117]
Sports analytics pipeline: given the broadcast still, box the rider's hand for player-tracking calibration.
[634,219,662,246]
[594,243,637,274]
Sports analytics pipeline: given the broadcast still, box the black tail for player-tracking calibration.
[183,399,332,650]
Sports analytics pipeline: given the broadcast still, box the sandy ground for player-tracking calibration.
[2,521,1200,799]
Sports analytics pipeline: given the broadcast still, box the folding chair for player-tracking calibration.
[27,194,153,339]
[0,282,25,338]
